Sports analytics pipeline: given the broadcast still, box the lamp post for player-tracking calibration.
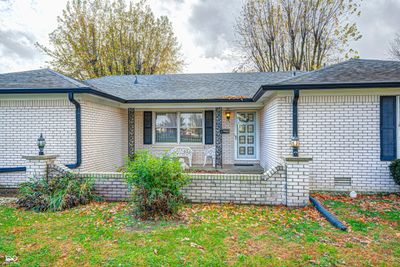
[37,134,46,155]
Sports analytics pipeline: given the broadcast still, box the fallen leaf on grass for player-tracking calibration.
[4,256,18,263]
[153,249,158,255]
[181,237,190,242]
[190,242,205,252]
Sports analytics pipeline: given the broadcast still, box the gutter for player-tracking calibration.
[0,92,82,173]
[0,87,126,103]
[253,81,400,101]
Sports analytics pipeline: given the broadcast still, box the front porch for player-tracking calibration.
[129,108,262,168]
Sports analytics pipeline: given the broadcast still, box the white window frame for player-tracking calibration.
[153,111,205,145]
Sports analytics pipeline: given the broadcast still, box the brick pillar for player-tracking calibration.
[215,107,223,168]
[284,156,312,207]
[128,108,135,158]
[22,155,58,180]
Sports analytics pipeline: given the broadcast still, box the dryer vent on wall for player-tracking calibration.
[334,177,352,187]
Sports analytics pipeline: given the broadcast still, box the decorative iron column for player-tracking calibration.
[128,108,135,158]
[215,107,223,168]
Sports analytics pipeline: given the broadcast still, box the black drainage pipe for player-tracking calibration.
[309,196,347,231]
[66,92,82,169]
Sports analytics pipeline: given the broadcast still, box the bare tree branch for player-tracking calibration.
[235,0,362,72]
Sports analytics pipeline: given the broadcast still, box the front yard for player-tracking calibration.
[1,194,399,266]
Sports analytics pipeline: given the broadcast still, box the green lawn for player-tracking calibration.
[1,194,399,266]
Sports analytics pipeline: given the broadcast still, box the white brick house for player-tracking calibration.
[1,59,400,194]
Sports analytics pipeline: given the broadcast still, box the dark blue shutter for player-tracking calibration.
[204,110,214,144]
[380,96,397,161]
[143,111,152,145]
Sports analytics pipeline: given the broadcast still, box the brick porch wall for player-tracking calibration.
[73,170,287,205]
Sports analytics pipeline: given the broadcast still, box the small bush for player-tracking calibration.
[17,173,96,212]
[125,150,190,219]
[389,159,400,186]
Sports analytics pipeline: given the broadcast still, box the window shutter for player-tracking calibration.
[204,110,214,144]
[380,96,397,161]
[143,111,152,145]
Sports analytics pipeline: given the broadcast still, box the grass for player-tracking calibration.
[0,193,399,266]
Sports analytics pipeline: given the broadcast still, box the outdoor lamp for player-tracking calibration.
[291,137,300,157]
[37,133,46,155]
[225,111,231,121]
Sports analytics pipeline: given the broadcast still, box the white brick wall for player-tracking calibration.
[265,94,400,193]
[79,100,128,172]
[0,98,76,187]
[260,97,281,170]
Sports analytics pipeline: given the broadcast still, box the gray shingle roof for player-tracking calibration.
[276,59,400,85]
[0,69,88,89]
[85,72,295,101]
[2,59,400,103]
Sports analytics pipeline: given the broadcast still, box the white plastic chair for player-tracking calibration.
[167,147,193,167]
[203,147,216,167]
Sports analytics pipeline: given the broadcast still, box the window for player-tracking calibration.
[180,113,203,143]
[155,112,203,143]
[155,113,178,143]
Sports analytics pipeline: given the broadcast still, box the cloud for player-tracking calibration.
[1,0,400,74]
[0,30,37,59]
[188,0,242,58]
[352,0,400,59]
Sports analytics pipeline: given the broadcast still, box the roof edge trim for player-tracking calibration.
[253,82,400,101]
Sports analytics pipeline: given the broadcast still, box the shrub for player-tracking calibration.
[389,159,400,186]
[125,150,190,219]
[17,173,96,212]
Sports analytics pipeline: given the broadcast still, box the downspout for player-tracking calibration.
[292,89,300,157]
[66,92,82,169]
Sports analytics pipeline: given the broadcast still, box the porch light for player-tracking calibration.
[37,133,46,155]
[225,111,231,121]
[291,137,300,157]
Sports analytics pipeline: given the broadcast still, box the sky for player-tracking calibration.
[0,0,400,74]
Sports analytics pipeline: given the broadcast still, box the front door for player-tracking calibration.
[236,112,256,159]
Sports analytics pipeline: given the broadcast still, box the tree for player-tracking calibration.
[37,0,183,79]
[235,0,362,72]
[389,33,400,60]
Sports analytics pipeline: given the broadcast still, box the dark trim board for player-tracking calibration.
[0,167,26,173]
[125,98,254,103]
[0,87,253,103]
